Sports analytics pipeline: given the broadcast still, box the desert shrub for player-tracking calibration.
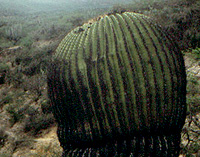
[0,47,3,54]
[6,70,24,88]
[0,37,14,49]
[41,99,52,114]
[22,61,39,76]
[4,24,25,43]
[25,106,40,117]
[15,55,32,66]
[187,96,200,114]
[6,103,25,126]
[22,57,51,76]
[70,16,84,27]
[24,112,55,136]
[19,46,53,76]
[21,75,46,99]
[0,89,25,108]
[0,63,10,84]
[0,63,9,73]
[186,71,200,115]
[19,36,33,49]
[186,73,200,114]
[191,47,200,60]
[0,128,8,149]
[187,72,199,94]
[0,20,6,28]
[44,24,59,40]
[0,93,13,108]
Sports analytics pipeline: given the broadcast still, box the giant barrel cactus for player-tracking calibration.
[47,12,186,156]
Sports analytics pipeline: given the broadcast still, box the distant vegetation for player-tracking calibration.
[0,0,199,156]
[112,0,200,50]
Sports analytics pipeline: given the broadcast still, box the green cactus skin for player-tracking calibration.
[47,12,186,156]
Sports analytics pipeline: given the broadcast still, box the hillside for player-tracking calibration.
[0,0,133,15]
[0,0,200,156]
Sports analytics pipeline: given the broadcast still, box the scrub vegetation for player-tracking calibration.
[0,0,199,156]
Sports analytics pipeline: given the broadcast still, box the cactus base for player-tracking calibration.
[62,133,181,157]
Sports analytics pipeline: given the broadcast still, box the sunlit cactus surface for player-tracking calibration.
[48,12,186,156]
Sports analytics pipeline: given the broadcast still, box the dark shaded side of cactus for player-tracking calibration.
[47,12,186,156]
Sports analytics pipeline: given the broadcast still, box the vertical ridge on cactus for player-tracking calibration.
[48,12,186,156]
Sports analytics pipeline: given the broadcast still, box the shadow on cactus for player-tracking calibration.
[47,12,186,156]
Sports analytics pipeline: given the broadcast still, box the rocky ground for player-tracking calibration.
[181,54,200,156]
[184,55,200,78]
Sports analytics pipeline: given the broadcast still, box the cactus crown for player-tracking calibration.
[48,12,186,156]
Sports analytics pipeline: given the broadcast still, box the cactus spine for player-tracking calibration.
[48,12,186,156]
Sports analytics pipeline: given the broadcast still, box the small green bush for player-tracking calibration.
[15,55,32,66]
[5,68,24,88]
[0,128,8,149]
[24,113,55,136]
[41,100,52,114]
[19,36,33,49]
[0,63,9,73]
[192,47,200,60]
[21,75,45,99]
[0,63,10,84]
[4,24,25,43]
[0,88,15,108]
[6,104,25,126]
[0,94,13,108]
[186,71,200,115]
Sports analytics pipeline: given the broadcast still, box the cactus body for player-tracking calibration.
[48,12,186,156]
